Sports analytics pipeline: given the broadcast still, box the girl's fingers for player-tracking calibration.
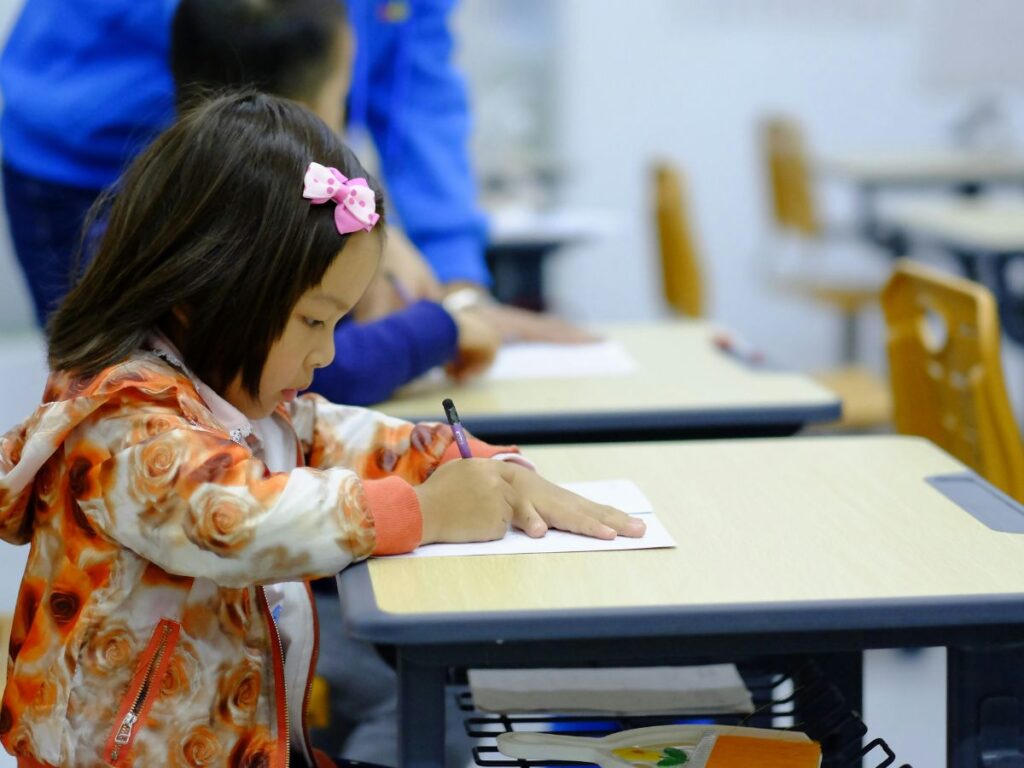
[541,495,617,540]
[507,467,646,540]
[592,503,646,538]
[513,498,548,538]
[563,511,618,540]
[546,491,646,540]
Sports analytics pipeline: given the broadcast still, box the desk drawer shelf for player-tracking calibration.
[459,662,910,768]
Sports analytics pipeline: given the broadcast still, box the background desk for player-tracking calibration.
[485,207,617,310]
[883,199,1024,344]
[378,321,841,443]
[817,150,1024,248]
[339,435,1024,767]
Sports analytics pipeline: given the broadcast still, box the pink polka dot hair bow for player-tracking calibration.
[302,161,380,235]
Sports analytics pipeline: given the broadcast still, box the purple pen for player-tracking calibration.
[442,398,473,459]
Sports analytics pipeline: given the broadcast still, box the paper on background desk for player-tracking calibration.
[484,340,636,381]
[387,479,676,559]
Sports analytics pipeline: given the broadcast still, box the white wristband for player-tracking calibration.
[442,287,488,314]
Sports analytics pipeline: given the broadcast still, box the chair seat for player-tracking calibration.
[768,235,891,313]
[777,279,880,312]
[812,366,892,429]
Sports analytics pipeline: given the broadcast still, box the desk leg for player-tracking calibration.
[398,653,447,768]
[794,652,864,766]
[988,254,1024,348]
[951,249,982,282]
[857,184,880,246]
[485,246,548,311]
[814,651,863,717]
[948,644,1024,768]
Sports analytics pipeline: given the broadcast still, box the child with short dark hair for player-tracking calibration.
[0,92,641,768]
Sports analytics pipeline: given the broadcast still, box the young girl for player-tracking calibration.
[0,92,642,768]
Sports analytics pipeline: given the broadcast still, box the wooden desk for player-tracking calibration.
[885,199,1024,253]
[339,435,1024,767]
[378,321,841,443]
[818,150,1024,188]
[883,199,1024,344]
[817,150,1024,252]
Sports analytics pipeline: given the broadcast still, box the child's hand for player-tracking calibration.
[415,460,646,545]
[474,303,600,344]
[445,309,500,382]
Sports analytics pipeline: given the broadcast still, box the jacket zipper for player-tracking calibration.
[279,410,319,766]
[259,587,290,768]
[300,582,320,762]
[105,618,180,764]
[284,414,320,765]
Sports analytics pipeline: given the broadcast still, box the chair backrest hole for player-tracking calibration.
[919,306,949,354]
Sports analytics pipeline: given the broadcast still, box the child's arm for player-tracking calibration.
[291,392,521,482]
[71,413,421,588]
[309,301,458,406]
[287,396,644,544]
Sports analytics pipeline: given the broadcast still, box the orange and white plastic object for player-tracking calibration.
[497,724,821,768]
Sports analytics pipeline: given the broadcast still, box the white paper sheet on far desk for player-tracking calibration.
[387,479,676,559]
[483,340,636,381]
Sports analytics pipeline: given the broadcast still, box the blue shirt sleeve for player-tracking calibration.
[347,0,491,286]
[308,300,458,406]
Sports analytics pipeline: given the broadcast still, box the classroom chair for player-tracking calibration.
[882,261,1024,502]
[653,162,705,317]
[652,160,890,429]
[759,115,889,364]
[307,674,331,729]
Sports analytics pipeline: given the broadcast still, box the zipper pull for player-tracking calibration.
[114,712,138,746]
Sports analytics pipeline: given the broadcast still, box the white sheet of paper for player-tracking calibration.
[385,480,675,559]
[484,340,637,381]
[558,479,654,515]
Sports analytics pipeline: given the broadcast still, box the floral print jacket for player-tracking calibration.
[0,351,505,767]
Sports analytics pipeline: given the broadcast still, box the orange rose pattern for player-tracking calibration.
[173,724,223,767]
[184,485,256,555]
[0,352,464,766]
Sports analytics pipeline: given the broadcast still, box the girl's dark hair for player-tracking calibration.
[171,0,347,110]
[47,90,385,396]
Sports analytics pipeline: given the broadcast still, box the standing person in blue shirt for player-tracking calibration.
[0,0,589,351]
[342,0,591,344]
[0,0,504,408]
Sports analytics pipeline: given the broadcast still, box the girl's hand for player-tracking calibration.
[445,309,500,382]
[415,460,646,545]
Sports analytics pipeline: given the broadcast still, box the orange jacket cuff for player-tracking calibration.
[364,476,422,555]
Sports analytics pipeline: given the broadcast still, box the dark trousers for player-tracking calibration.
[2,163,102,327]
